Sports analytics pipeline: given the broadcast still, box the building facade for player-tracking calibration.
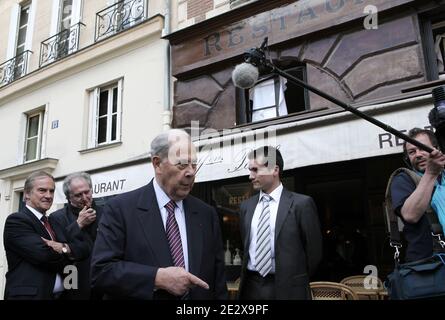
[0,0,170,298]
[166,0,445,282]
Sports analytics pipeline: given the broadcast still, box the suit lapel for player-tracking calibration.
[183,197,202,276]
[275,188,293,242]
[136,182,173,267]
[23,207,53,240]
[244,194,260,252]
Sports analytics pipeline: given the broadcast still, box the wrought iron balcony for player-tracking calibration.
[39,22,85,67]
[0,50,32,87]
[95,0,147,42]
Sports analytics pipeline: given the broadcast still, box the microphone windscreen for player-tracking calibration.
[232,63,259,89]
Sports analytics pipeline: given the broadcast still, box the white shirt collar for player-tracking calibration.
[26,205,45,221]
[153,178,184,212]
[259,183,283,202]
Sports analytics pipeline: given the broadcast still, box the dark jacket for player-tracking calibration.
[90,181,228,300]
[238,188,323,300]
[3,207,89,300]
[50,201,103,299]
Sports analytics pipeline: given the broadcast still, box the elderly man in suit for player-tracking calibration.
[50,172,102,299]
[238,146,322,300]
[3,171,90,300]
[91,129,228,299]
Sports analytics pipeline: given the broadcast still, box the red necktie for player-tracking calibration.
[165,200,185,268]
[41,215,57,241]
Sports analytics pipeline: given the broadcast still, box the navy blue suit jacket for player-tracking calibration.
[90,181,228,299]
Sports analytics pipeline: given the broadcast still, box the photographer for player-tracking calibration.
[390,128,445,262]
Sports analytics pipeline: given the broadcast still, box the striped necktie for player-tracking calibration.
[165,200,185,268]
[41,215,57,241]
[255,193,272,277]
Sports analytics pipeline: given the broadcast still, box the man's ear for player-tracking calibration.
[273,165,280,177]
[152,156,162,171]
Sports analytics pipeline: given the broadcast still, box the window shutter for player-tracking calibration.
[40,106,49,159]
[72,0,82,25]
[88,88,100,148]
[7,4,20,59]
[117,79,123,141]
[25,0,38,52]
[50,0,61,35]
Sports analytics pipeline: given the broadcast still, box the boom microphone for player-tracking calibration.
[231,62,259,89]
[231,37,269,89]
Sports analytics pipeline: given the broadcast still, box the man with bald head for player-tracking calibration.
[91,129,227,299]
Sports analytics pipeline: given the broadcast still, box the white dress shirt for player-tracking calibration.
[247,183,283,274]
[26,205,64,293]
[153,178,189,272]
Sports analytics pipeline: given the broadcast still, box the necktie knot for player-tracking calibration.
[262,194,271,203]
[41,215,57,241]
[165,200,176,214]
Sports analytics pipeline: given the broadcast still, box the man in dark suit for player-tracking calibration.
[3,171,90,300]
[238,146,322,300]
[50,172,102,299]
[91,129,228,299]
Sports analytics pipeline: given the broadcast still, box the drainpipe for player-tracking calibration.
[162,0,172,131]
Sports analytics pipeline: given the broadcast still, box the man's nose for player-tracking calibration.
[184,165,196,176]
[415,149,424,158]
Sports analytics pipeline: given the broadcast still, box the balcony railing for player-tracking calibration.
[39,22,85,67]
[95,0,147,42]
[0,50,32,87]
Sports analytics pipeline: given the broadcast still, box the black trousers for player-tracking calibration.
[241,271,275,300]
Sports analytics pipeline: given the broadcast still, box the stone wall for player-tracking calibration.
[173,14,426,130]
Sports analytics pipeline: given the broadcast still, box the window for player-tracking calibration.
[14,4,31,79]
[15,4,30,57]
[88,80,123,148]
[420,7,445,80]
[57,0,73,58]
[238,64,309,123]
[433,21,445,76]
[24,111,43,162]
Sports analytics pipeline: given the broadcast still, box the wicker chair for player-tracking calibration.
[310,281,359,300]
[340,275,385,300]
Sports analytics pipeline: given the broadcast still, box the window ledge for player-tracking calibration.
[0,158,59,180]
[232,107,329,131]
[401,77,445,93]
[78,141,122,154]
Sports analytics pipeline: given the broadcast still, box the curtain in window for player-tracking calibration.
[435,34,445,73]
[249,77,288,122]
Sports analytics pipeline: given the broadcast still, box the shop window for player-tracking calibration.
[88,80,123,148]
[24,110,44,163]
[238,64,309,124]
